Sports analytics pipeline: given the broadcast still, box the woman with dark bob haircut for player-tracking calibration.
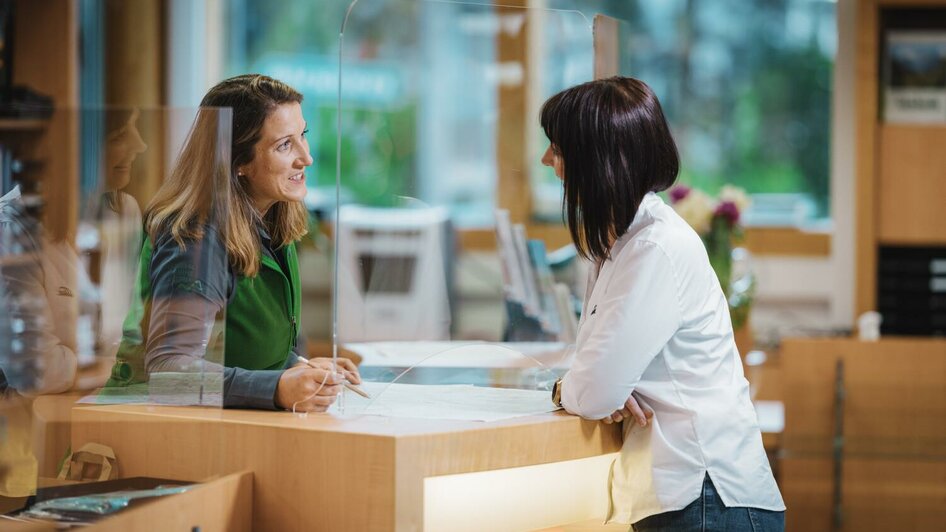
[543,77,785,531]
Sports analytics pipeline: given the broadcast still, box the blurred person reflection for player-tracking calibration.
[0,187,81,393]
[105,75,359,410]
[0,156,85,501]
[0,187,44,504]
[93,108,147,363]
[0,109,146,503]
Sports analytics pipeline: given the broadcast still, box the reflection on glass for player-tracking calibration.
[0,182,57,500]
[101,105,233,407]
[95,108,147,365]
[0,138,82,396]
[0,108,90,500]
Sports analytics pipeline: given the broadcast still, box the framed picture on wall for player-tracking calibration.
[883,31,946,123]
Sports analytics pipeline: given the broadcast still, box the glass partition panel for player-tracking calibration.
[0,107,230,406]
[331,1,591,425]
[1,105,231,502]
[530,7,594,222]
[89,106,231,408]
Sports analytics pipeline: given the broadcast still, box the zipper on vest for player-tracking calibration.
[261,248,298,353]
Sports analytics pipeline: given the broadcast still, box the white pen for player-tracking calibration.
[294,354,371,399]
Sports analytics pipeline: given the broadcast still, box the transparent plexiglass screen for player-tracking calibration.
[0,106,232,500]
[0,106,231,408]
[332,1,590,407]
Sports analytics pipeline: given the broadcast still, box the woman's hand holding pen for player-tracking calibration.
[602,393,653,427]
[275,365,345,412]
[295,356,370,399]
[299,357,362,385]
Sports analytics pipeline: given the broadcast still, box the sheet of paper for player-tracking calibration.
[347,341,573,369]
[331,381,561,422]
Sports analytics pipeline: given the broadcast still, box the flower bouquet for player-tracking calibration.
[668,185,755,330]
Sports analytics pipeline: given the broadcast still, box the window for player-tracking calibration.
[224,0,834,230]
[223,0,592,228]
[556,0,837,225]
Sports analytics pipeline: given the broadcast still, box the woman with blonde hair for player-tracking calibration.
[106,74,358,410]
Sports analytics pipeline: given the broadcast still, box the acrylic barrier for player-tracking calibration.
[330,1,595,388]
[0,105,231,502]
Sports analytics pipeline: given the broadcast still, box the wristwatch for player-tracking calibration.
[551,378,563,407]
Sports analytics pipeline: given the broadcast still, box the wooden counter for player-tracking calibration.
[70,402,622,531]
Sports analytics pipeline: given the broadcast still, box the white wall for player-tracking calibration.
[166,0,223,108]
[828,0,857,328]
[165,0,225,169]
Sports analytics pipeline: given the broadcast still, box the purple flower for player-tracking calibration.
[669,185,691,204]
[714,200,740,226]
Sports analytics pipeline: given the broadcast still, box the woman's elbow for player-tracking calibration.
[145,352,183,374]
[146,351,220,374]
[561,387,623,420]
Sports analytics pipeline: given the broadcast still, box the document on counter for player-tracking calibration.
[346,341,573,369]
[331,381,561,422]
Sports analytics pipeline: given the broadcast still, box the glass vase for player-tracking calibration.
[704,216,733,296]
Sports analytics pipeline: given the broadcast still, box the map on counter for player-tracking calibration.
[330,381,561,422]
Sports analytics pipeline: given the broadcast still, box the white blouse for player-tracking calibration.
[0,186,78,394]
[560,192,784,524]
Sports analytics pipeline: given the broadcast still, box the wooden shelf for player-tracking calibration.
[458,224,833,256]
[0,118,48,132]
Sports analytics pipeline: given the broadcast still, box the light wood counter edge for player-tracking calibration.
[70,404,621,531]
[70,403,621,444]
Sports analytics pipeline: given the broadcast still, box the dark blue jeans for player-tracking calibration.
[631,475,784,532]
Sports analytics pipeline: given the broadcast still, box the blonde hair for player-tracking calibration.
[144,75,309,277]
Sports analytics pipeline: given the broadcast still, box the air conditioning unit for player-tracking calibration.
[334,205,454,342]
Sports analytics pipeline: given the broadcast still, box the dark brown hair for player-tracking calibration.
[541,76,679,262]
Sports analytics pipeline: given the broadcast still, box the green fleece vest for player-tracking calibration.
[106,236,300,386]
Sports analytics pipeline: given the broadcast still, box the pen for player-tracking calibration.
[294,354,371,399]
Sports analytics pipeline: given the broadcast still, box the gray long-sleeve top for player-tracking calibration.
[144,223,306,409]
